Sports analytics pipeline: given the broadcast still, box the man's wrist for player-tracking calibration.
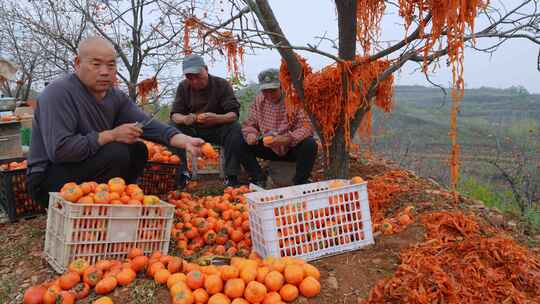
[98,130,115,145]
[172,113,183,124]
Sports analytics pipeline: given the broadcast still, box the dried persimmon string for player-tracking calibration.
[361,211,540,304]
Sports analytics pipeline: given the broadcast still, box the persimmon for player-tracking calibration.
[72,282,90,300]
[350,176,364,184]
[77,195,94,204]
[262,136,273,145]
[56,291,77,304]
[299,276,320,298]
[224,278,245,299]
[256,266,270,283]
[94,191,110,204]
[108,177,126,193]
[264,271,285,292]
[399,214,413,225]
[68,259,89,275]
[154,269,171,284]
[220,265,239,281]
[95,183,109,193]
[263,291,282,304]
[239,265,257,284]
[96,260,113,272]
[201,143,218,159]
[171,288,194,304]
[193,288,209,303]
[61,184,84,202]
[42,285,62,304]
[80,182,95,194]
[167,273,188,289]
[244,281,267,303]
[116,268,136,286]
[148,262,165,277]
[279,284,299,302]
[83,266,103,287]
[93,297,114,304]
[186,270,205,289]
[284,264,304,285]
[302,264,320,280]
[59,271,80,290]
[168,257,184,273]
[131,255,149,273]
[23,285,47,304]
[207,293,231,304]
[128,247,144,259]
[95,276,118,295]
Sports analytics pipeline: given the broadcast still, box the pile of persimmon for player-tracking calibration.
[188,156,220,171]
[144,140,181,164]
[162,254,321,303]
[22,248,155,303]
[0,159,27,171]
[376,205,416,235]
[59,177,161,206]
[168,186,253,259]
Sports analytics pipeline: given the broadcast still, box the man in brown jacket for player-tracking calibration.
[170,54,242,188]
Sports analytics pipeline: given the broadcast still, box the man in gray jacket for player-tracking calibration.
[27,36,204,208]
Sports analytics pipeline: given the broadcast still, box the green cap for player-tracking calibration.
[183,54,206,75]
[258,68,280,90]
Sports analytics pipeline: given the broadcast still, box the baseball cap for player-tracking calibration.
[258,68,281,90]
[183,54,206,75]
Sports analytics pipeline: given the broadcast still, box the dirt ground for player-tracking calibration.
[1,156,538,303]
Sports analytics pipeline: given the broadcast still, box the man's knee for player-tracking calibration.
[100,142,131,166]
[130,141,149,163]
[297,137,318,156]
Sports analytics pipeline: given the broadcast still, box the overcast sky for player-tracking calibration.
[205,0,539,93]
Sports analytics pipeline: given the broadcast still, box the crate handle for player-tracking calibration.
[0,137,9,142]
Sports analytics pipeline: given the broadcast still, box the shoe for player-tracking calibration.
[176,171,191,189]
[250,176,267,189]
[294,179,312,185]
[224,175,240,188]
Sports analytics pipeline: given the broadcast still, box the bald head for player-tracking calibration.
[77,36,116,59]
[75,36,117,100]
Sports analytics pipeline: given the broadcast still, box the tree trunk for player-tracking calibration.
[324,0,357,179]
[327,124,349,178]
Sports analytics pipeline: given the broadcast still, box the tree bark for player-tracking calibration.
[327,0,357,178]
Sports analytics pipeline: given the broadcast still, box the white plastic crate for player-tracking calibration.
[189,146,224,178]
[245,179,373,261]
[44,193,175,273]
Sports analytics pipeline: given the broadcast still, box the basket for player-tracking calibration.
[0,157,45,222]
[245,179,373,261]
[44,193,175,273]
[138,161,178,196]
[189,146,223,178]
[0,121,22,160]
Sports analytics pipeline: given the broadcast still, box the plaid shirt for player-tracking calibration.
[242,93,313,156]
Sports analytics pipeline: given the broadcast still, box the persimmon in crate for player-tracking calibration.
[44,178,175,274]
[245,178,374,260]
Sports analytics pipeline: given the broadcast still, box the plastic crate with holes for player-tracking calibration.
[0,157,45,222]
[138,162,178,196]
[245,179,373,261]
[44,193,175,273]
[188,146,223,177]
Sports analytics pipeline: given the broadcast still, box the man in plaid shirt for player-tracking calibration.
[237,68,318,186]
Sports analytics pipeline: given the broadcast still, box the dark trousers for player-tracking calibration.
[27,142,148,208]
[169,122,242,177]
[236,136,318,184]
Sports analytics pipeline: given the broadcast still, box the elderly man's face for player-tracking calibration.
[75,42,117,98]
[262,88,281,103]
[185,68,209,90]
